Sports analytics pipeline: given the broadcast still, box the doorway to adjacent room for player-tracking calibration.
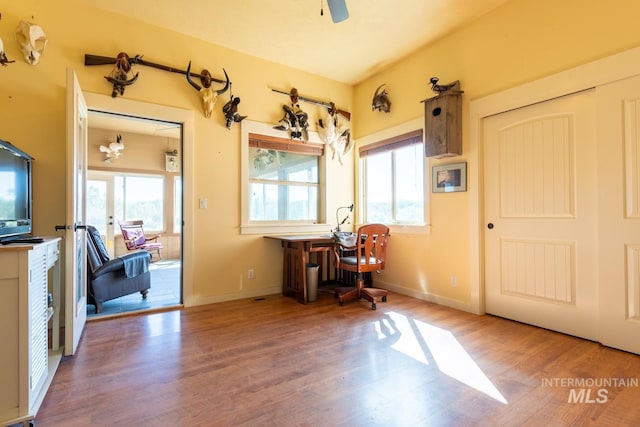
[86,111,183,317]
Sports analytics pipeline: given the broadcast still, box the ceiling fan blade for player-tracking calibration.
[327,0,349,23]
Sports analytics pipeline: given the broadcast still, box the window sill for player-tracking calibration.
[388,223,431,235]
[242,223,334,235]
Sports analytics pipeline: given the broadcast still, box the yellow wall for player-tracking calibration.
[3,0,640,310]
[0,0,352,305]
[353,0,640,310]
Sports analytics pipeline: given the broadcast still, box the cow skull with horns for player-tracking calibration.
[186,61,230,118]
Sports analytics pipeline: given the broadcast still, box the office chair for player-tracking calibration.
[333,223,390,310]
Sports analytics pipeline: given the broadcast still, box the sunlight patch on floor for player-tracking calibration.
[375,313,429,365]
[383,311,508,404]
[145,310,182,337]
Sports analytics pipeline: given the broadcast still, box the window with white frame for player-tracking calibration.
[248,133,322,222]
[360,129,425,226]
[114,174,165,230]
[87,172,166,234]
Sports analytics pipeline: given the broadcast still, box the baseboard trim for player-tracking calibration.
[187,286,283,306]
[376,279,474,313]
[186,281,474,314]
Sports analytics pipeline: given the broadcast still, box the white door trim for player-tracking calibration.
[83,92,196,306]
[469,47,640,314]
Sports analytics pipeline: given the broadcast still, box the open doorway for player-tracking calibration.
[86,111,183,316]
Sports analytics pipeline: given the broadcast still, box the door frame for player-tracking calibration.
[83,92,196,307]
[469,46,640,315]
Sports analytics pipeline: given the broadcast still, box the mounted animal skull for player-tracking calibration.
[372,83,391,113]
[186,61,230,118]
[105,52,139,97]
[15,21,48,65]
[99,134,125,163]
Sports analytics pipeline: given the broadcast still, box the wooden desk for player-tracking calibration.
[264,235,335,304]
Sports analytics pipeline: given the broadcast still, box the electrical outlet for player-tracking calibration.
[450,276,457,287]
[248,269,255,280]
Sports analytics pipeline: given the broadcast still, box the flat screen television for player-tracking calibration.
[0,139,33,242]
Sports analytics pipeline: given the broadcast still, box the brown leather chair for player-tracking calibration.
[333,223,390,310]
[119,220,163,262]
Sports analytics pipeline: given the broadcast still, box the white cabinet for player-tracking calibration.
[0,238,62,427]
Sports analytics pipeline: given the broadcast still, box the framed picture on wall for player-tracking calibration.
[432,161,466,193]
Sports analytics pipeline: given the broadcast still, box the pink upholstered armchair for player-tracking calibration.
[119,220,163,262]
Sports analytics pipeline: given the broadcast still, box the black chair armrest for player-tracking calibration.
[120,250,151,263]
[91,258,125,278]
[91,251,149,278]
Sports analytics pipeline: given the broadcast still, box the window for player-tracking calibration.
[360,128,425,227]
[87,171,167,257]
[114,174,165,230]
[174,176,182,234]
[249,147,319,221]
[241,120,329,234]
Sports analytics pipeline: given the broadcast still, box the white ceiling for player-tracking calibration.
[89,111,181,138]
[89,0,511,85]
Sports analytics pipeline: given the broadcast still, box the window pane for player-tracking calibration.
[365,151,392,222]
[249,182,318,221]
[122,176,164,230]
[363,143,424,225]
[249,147,319,222]
[174,177,182,233]
[395,145,424,223]
[114,176,124,224]
[87,180,107,234]
[250,148,318,183]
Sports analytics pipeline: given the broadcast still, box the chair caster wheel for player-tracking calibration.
[382,296,387,302]
[339,301,344,306]
[372,303,377,310]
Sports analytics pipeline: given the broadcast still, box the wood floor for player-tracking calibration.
[37,290,640,426]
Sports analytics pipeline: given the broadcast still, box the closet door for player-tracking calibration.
[484,89,598,340]
[597,75,640,355]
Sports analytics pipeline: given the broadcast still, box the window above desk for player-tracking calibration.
[241,120,333,235]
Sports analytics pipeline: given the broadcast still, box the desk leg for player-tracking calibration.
[281,242,288,296]
[283,244,295,297]
[301,243,308,304]
[282,242,307,304]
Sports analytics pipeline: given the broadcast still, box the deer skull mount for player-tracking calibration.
[15,21,48,65]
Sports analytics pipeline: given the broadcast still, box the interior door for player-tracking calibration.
[64,69,88,355]
[484,89,598,340]
[87,174,116,258]
[596,75,640,355]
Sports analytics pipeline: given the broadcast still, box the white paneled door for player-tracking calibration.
[484,90,599,341]
[596,75,640,355]
[64,69,88,356]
